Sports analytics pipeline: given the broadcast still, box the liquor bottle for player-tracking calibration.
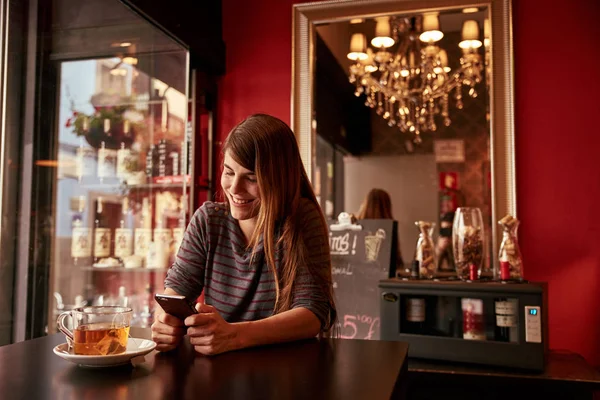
[171,151,180,176]
[494,297,517,342]
[93,197,111,264]
[404,295,427,334]
[146,144,156,181]
[116,136,133,183]
[116,286,129,308]
[97,140,116,183]
[134,197,152,259]
[71,196,91,266]
[138,285,154,328]
[172,195,187,256]
[153,207,172,268]
[185,110,193,175]
[114,197,134,262]
[75,120,95,183]
[461,298,486,340]
[158,139,167,177]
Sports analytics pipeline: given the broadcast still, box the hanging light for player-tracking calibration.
[459,20,482,49]
[371,17,395,48]
[347,14,484,141]
[419,13,444,43]
[347,33,368,61]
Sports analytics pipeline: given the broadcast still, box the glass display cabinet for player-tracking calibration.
[28,0,193,334]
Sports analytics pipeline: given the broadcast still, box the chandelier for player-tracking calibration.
[347,14,485,143]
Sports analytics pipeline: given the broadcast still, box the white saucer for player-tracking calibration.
[53,338,156,368]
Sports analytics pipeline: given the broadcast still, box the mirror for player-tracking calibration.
[292,0,515,276]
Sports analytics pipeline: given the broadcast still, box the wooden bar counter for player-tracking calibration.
[0,328,409,399]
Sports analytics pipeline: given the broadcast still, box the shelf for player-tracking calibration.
[62,175,191,191]
[82,266,168,272]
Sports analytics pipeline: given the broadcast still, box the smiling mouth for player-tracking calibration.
[231,197,253,205]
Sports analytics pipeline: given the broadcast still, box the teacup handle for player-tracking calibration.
[57,311,74,341]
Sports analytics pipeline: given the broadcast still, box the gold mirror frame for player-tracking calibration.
[292,0,515,273]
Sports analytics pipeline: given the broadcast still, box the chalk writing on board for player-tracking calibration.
[331,264,353,276]
[338,314,381,340]
[364,229,387,262]
[329,232,356,256]
[329,232,358,255]
[329,219,397,341]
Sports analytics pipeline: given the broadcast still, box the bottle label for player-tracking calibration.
[406,298,425,322]
[116,148,134,181]
[462,298,485,340]
[495,301,517,315]
[72,227,92,258]
[496,315,517,327]
[134,228,152,256]
[76,147,95,179]
[97,148,117,179]
[495,300,517,327]
[153,228,172,248]
[114,228,133,258]
[94,228,111,257]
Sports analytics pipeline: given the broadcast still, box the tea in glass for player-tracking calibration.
[57,306,133,355]
[73,323,130,355]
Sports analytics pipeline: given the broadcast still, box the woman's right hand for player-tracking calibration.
[151,307,186,352]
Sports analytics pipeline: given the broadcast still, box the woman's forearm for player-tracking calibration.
[233,307,321,350]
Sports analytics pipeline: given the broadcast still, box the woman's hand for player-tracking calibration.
[185,304,240,356]
[151,307,186,352]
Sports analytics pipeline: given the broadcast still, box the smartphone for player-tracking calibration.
[154,293,198,320]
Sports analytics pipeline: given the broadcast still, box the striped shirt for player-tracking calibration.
[164,199,333,329]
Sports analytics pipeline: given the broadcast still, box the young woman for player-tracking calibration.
[151,114,336,355]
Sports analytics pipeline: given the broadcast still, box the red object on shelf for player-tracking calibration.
[152,175,191,184]
[500,261,511,280]
[469,264,478,281]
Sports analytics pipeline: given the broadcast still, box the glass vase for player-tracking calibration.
[497,215,524,281]
[452,207,484,281]
[414,221,437,279]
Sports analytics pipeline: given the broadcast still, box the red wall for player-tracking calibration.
[218,0,600,365]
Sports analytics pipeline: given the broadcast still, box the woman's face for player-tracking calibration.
[221,151,260,222]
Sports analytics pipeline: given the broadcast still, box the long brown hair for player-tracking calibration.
[222,114,336,332]
[356,188,393,219]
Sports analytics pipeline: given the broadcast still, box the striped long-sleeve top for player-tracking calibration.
[164,199,334,330]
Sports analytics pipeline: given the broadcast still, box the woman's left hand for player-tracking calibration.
[184,304,240,355]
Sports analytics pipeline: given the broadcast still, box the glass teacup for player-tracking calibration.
[57,306,133,355]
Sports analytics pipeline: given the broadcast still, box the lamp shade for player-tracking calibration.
[462,20,479,40]
[348,33,368,60]
[419,13,443,43]
[459,20,482,49]
[372,17,395,48]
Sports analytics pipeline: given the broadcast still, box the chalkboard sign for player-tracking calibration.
[329,218,397,340]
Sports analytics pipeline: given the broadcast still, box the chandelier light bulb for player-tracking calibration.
[122,56,138,65]
[347,33,368,60]
[484,18,491,47]
[371,17,395,48]
[419,13,444,43]
[459,20,482,49]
